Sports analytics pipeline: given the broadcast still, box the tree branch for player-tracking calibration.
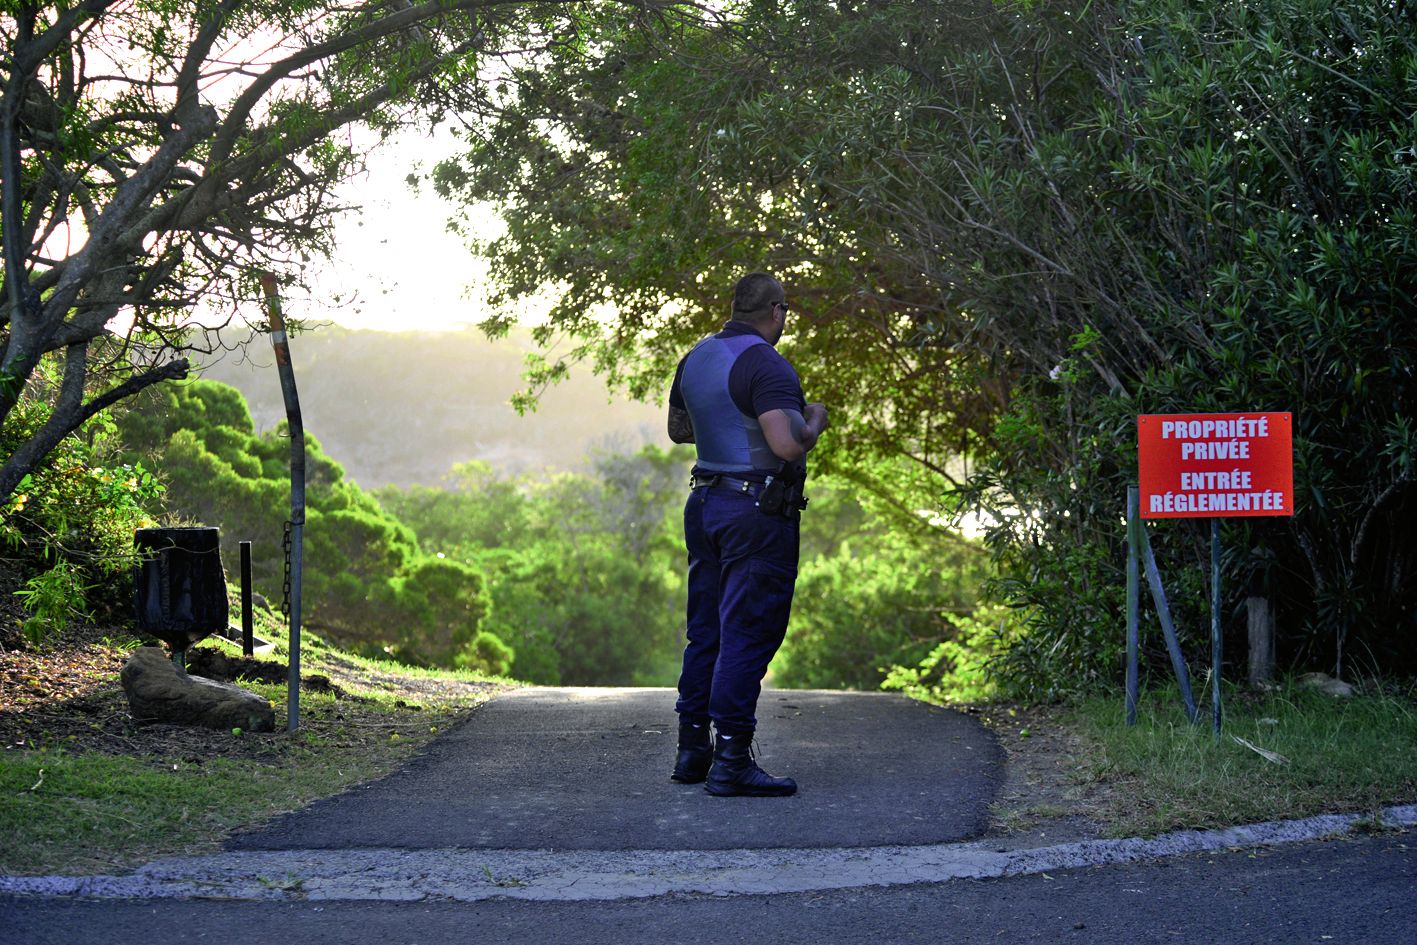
[208,0,502,167]
[0,340,90,500]
[75,358,192,428]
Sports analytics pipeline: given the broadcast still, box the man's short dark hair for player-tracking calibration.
[731,272,783,324]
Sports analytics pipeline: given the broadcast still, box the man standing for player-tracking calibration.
[666,272,829,797]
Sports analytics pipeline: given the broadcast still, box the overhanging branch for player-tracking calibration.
[75,357,191,427]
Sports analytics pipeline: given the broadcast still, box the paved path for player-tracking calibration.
[4,686,1416,944]
[226,687,1005,852]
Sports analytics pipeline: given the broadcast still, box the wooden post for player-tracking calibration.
[240,540,253,658]
[1247,595,1276,686]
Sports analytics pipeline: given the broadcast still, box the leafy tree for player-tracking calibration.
[118,378,497,666]
[392,554,491,666]
[429,1,1008,471]
[0,0,593,501]
[433,0,1417,691]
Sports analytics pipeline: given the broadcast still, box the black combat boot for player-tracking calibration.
[704,733,797,797]
[671,718,713,783]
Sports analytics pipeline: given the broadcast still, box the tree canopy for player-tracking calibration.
[8,0,1415,694]
[433,0,1417,689]
[0,0,591,500]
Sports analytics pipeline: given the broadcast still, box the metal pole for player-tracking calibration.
[1139,525,1200,724]
[1126,486,1140,726]
[1211,518,1223,736]
[240,540,253,658]
[261,273,305,733]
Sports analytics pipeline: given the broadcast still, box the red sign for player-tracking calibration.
[1137,413,1293,519]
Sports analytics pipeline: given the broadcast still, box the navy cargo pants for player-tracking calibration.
[676,484,800,736]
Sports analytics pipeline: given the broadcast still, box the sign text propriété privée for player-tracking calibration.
[1137,413,1294,519]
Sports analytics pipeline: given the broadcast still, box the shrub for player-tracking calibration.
[2,363,164,634]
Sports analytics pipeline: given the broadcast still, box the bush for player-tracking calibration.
[880,605,1014,705]
[14,561,93,648]
[2,362,164,634]
[456,630,514,676]
[116,380,491,668]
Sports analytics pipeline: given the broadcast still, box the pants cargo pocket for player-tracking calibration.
[744,556,797,647]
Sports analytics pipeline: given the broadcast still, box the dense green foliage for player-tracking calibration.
[771,482,994,693]
[432,0,1417,694]
[1,360,164,642]
[14,367,980,690]
[381,460,992,691]
[9,366,993,695]
[117,380,491,668]
[379,454,687,685]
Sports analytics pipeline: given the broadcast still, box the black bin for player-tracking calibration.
[133,527,230,654]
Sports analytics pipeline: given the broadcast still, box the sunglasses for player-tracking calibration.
[773,300,791,314]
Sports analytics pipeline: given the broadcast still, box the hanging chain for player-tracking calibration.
[281,520,293,620]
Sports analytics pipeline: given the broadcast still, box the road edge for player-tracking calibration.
[3,804,1412,903]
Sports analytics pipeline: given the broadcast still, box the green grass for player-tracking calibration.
[1071,680,1417,837]
[0,663,504,876]
[197,616,519,693]
[297,634,519,687]
[1,747,394,876]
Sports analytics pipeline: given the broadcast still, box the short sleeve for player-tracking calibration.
[729,345,803,417]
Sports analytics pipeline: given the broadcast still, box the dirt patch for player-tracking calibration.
[0,627,507,763]
[185,647,341,695]
[978,702,1118,847]
[3,642,313,762]
[312,651,508,703]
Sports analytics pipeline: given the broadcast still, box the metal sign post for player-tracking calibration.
[1125,487,1200,725]
[260,273,305,733]
[1125,487,1140,727]
[1131,413,1294,734]
[240,540,254,658]
[1211,519,1222,734]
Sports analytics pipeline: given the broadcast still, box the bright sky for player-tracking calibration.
[299,126,536,333]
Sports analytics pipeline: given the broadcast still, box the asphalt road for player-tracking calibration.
[226,687,1004,851]
[6,832,1413,945]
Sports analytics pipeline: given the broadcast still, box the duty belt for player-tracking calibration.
[689,474,763,495]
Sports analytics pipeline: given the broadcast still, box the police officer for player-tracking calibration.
[666,272,830,797]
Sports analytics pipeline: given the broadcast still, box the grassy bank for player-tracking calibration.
[1068,680,1417,837]
[0,626,514,876]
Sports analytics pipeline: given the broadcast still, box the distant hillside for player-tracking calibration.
[200,327,663,489]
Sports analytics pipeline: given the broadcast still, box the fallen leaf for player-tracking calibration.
[1231,734,1290,765]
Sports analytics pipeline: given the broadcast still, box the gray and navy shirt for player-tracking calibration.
[669,321,807,481]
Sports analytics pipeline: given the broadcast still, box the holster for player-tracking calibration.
[756,464,808,517]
